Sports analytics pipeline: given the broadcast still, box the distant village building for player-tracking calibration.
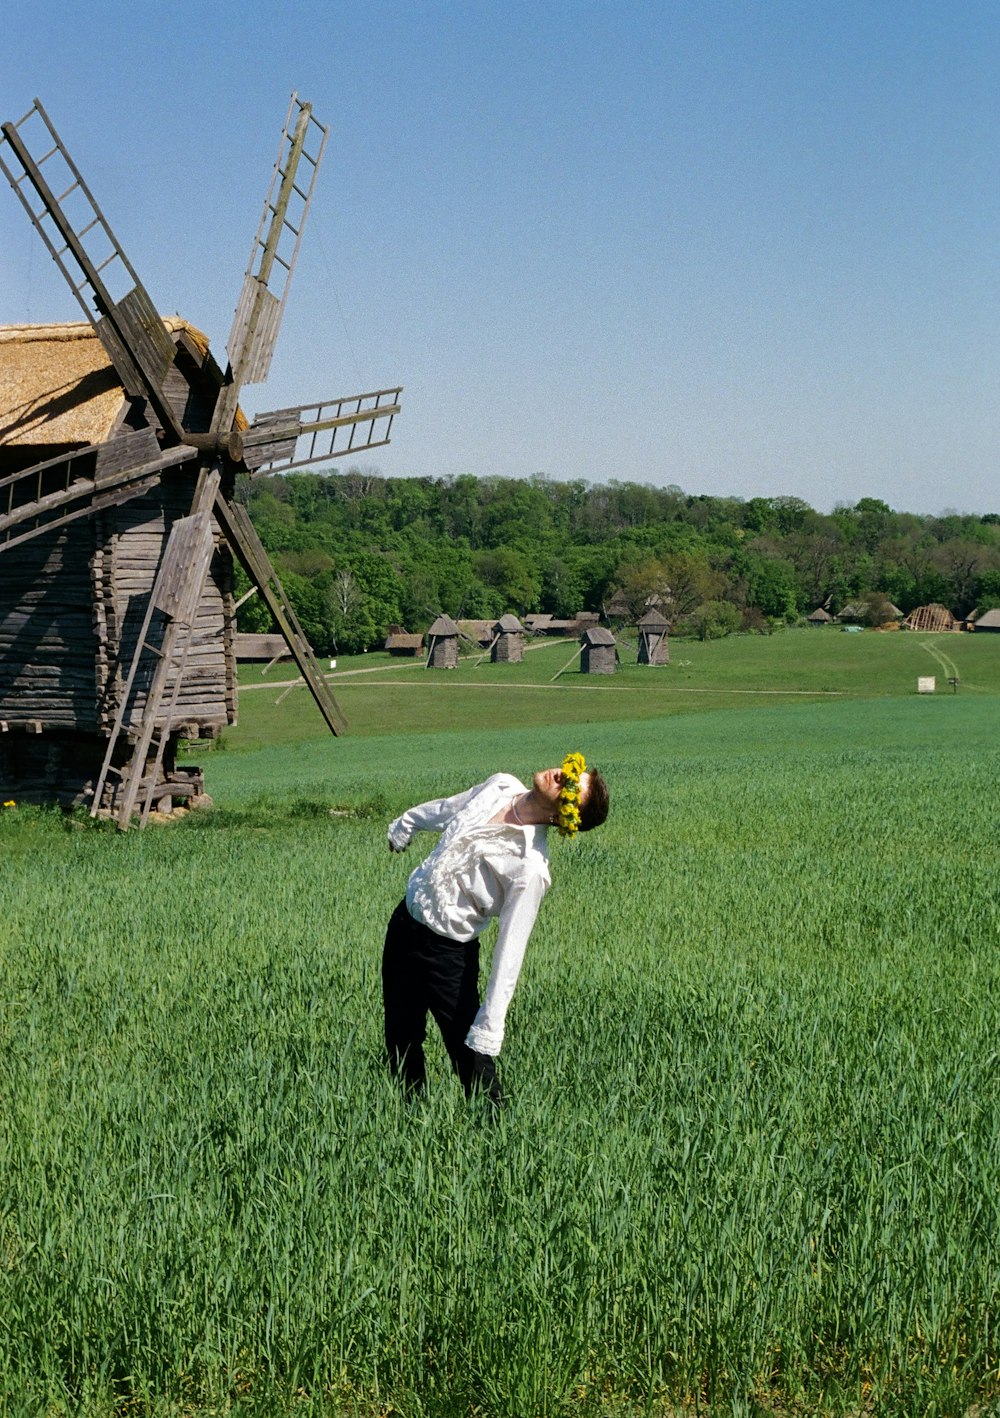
[637,609,670,664]
[425,614,459,668]
[524,611,600,637]
[807,607,833,626]
[492,614,524,663]
[580,625,617,675]
[385,631,424,657]
[970,608,1000,632]
[456,620,493,648]
[838,599,904,626]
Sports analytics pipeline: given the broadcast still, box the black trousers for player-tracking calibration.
[382,898,501,1101]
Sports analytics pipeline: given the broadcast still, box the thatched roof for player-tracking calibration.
[0,318,218,448]
[456,619,493,644]
[638,609,669,630]
[494,613,523,633]
[582,626,616,646]
[972,608,1000,629]
[807,607,833,623]
[427,615,459,637]
[385,632,424,651]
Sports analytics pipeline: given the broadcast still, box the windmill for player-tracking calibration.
[0,95,401,827]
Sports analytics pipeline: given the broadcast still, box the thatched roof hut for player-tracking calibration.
[492,613,524,663]
[426,614,459,668]
[807,607,833,625]
[580,625,616,675]
[456,619,493,647]
[637,609,669,665]
[385,631,424,656]
[970,608,1000,632]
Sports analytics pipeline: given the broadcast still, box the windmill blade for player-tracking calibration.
[0,431,197,554]
[242,387,402,473]
[0,100,184,442]
[213,495,348,736]
[212,94,329,436]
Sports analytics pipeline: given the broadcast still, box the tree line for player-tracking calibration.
[236,470,1000,654]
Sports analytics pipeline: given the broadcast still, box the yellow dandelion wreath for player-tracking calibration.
[556,751,586,837]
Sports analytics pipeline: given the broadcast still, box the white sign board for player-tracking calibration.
[917,676,936,694]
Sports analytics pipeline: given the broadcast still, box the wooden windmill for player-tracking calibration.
[0,95,401,827]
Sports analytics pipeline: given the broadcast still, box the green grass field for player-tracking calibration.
[2,630,999,1416]
[227,627,997,748]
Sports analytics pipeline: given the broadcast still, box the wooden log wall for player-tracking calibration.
[0,521,101,728]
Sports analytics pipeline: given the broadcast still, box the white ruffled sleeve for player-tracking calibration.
[387,781,484,851]
[464,862,548,1056]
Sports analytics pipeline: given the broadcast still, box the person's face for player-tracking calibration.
[533,766,592,808]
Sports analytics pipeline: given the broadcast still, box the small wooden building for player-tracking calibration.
[807,607,833,626]
[492,613,524,663]
[385,631,423,656]
[457,619,493,648]
[580,625,616,675]
[970,608,1000,632]
[425,614,459,668]
[637,609,670,665]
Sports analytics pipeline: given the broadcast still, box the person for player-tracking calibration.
[383,754,610,1104]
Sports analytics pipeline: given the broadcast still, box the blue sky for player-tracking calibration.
[2,1,999,515]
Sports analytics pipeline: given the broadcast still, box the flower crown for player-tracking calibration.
[556,751,587,837]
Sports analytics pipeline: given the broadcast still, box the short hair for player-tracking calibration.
[579,768,609,832]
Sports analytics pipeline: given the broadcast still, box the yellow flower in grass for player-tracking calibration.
[2,800,15,809]
[557,751,586,837]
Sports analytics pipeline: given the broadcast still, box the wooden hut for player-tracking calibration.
[580,625,616,675]
[425,614,459,668]
[970,608,1000,632]
[637,609,670,665]
[385,631,423,656]
[0,321,236,809]
[807,607,833,626]
[491,613,524,663]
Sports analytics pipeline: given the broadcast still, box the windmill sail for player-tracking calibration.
[0,100,182,440]
[213,94,329,435]
[243,387,402,473]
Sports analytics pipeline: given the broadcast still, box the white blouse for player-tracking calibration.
[387,773,551,1056]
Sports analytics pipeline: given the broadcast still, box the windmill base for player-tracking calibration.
[0,726,208,814]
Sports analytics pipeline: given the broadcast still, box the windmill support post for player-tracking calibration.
[474,633,500,668]
[550,644,584,682]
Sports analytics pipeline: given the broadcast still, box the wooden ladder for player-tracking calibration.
[91,470,220,829]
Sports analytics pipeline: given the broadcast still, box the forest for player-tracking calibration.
[237,469,1000,654]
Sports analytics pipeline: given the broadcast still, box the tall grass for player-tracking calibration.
[1,696,998,1415]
